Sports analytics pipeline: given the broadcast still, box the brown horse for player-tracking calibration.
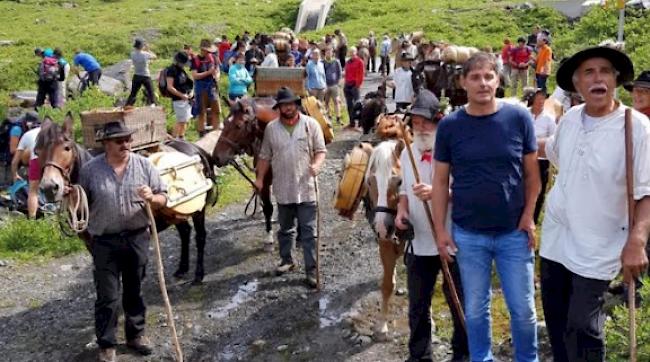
[38,112,217,285]
[212,96,275,248]
[363,138,407,340]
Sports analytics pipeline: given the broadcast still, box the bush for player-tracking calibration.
[0,216,84,260]
[605,278,650,361]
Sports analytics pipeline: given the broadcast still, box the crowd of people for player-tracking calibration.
[4,23,650,362]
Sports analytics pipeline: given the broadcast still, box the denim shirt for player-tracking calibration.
[305,60,326,90]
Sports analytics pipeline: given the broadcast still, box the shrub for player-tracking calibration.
[605,278,650,361]
[0,216,84,260]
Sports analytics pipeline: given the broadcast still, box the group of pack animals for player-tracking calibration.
[33,33,504,338]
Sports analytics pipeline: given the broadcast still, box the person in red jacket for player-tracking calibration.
[217,35,231,64]
[343,46,365,129]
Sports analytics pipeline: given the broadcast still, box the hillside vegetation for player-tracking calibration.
[0,0,648,115]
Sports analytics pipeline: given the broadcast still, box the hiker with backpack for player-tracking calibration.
[73,50,102,94]
[0,111,40,186]
[54,48,70,105]
[35,48,63,109]
[191,39,221,136]
[126,39,157,107]
[10,117,42,219]
[510,37,533,96]
[161,52,194,139]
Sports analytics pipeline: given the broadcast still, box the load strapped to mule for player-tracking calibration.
[254,67,334,144]
[80,106,214,221]
[333,114,407,219]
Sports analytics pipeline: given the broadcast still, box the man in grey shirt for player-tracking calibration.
[80,121,166,362]
[126,38,157,107]
[255,87,327,289]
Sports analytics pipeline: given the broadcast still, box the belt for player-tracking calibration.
[93,226,149,241]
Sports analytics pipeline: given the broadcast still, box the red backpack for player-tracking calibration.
[39,57,61,82]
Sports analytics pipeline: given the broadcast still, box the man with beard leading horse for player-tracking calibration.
[395,89,468,362]
[79,121,167,362]
[254,87,327,289]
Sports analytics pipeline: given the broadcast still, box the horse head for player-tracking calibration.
[213,96,258,167]
[38,112,77,203]
[365,139,404,241]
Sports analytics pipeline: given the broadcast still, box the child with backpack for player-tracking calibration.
[191,39,221,136]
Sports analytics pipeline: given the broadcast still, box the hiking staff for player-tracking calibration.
[145,202,183,362]
[624,107,637,362]
[400,117,466,332]
[305,113,322,291]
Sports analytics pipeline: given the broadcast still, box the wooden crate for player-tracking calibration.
[81,106,167,150]
[255,67,306,97]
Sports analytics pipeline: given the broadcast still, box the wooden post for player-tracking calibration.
[624,108,637,362]
[145,203,184,362]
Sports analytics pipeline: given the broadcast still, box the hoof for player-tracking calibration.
[173,269,188,278]
[191,278,204,286]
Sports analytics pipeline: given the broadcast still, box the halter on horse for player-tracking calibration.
[363,138,407,339]
[213,96,275,247]
[38,113,213,285]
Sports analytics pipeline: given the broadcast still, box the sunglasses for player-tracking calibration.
[111,137,133,145]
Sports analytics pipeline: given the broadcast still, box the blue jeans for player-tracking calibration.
[452,223,538,362]
[535,74,548,93]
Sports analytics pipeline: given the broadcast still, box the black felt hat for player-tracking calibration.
[556,46,634,93]
[96,121,135,141]
[273,87,301,109]
[624,70,650,92]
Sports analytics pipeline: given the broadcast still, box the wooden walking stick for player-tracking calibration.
[400,119,466,333]
[145,202,184,362]
[624,108,637,362]
[305,121,322,291]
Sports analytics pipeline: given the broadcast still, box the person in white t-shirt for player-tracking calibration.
[538,47,650,362]
[524,88,556,224]
[395,90,468,362]
[388,52,415,112]
[11,125,42,218]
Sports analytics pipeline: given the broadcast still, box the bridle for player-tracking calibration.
[42,141,89,234]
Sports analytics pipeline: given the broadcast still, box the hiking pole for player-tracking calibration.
[144,202,184,362]
[624,108,637,362]
[305,121,322,291]
[400,119,466,333]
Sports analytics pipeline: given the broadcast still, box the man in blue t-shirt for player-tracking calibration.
[432,53,541,362]
[73,50,102,93]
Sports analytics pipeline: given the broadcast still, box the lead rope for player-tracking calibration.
[62,184,89,234]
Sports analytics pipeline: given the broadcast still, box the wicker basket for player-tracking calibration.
[255,67,306,97]
[81,107,167,150]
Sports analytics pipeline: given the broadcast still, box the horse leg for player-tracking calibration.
[261,176,274,252]
[173,221,191,278]
[192,210,207,285]
[376,239,399,341]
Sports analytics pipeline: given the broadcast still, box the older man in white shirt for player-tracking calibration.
[538,47,650,362]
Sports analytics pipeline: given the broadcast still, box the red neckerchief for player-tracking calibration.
[421,150,433,163]
[281,113,300,127]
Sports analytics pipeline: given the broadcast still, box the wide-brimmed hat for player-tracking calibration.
[624,70,650,92]
[272,87,301,109]
[407,89,440,121]
[556,46,634,93]
[96,121,135,141]
[200,39,217,53]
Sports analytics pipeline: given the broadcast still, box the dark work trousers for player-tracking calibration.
[92,228,149,348]
[35,80,60,109]
[533,159,550,224]
[338,45,348,70]
[405,253,468,361]
[380,55,391,76]
[277,202,317,276]
[540,258,611,362]
[126,74,155,106]
[343,83,360,127]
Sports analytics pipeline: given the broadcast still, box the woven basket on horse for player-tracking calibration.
[81,106,167,150]
[255,67,306,97]
[334,142,374,219]
[148,152,213,222]
[301,96,334,144]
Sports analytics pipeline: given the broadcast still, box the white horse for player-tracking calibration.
[363,138,406,340]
